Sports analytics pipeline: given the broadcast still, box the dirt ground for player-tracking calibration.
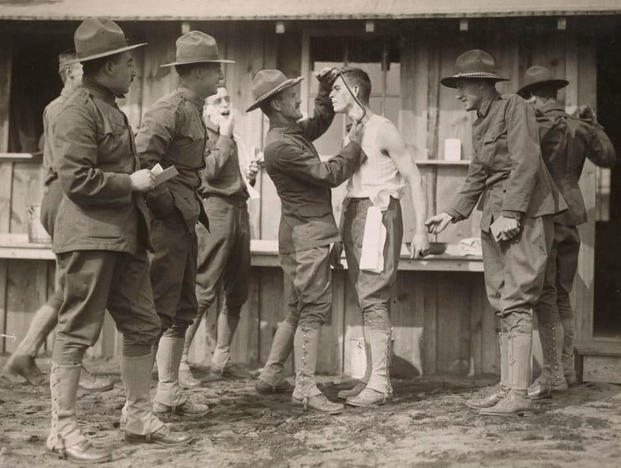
[1,357,620,468]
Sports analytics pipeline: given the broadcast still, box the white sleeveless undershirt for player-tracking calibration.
[346,114,405,201]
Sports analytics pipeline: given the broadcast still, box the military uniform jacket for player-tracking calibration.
[446,93,566,231]
[52,78,149,255]
[536,101,616,226]
[199,120,249,203]
[42,87,73,186]
[264,90,364,254]
[136,87,209,231]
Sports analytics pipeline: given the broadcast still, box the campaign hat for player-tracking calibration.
[246,69,303,112]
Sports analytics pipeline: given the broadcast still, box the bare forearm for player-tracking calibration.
[409,175,427,234]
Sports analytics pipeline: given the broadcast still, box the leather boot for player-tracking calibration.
[47,364,111,463]
[121,352,193,447]
[337,381,367,399]
[560,317,577,385]
[481,332,533,416]
[528,323,568,399]
[79,368,114,393]
[211,306,249,378]
[256,320,295,394]
[179,312,202,389]
[153,336,209,420]
[3,303,57,385]
[291,327,343,415]
[346,329,393,407]
[466,333,509,409]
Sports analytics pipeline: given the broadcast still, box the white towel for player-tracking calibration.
[359,190,391,273]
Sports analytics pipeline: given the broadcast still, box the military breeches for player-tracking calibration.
[534,224,580,325]
[481,216,554,334]
[280,246,332,330]
[150,214,198,337]
[53,249,161,364]
[342,197,403,331]
[195,197,250,317]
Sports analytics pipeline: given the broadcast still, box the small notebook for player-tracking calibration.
[151,163,178,186]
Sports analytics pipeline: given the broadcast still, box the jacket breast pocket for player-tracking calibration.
[482,123,509,165]
[96,118,129,164]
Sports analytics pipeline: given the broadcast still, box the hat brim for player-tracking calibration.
[517,79,569,98]
[161,58,235,67]
[246,76,304,112]
[441,74,508,89]
[78,42,147,63]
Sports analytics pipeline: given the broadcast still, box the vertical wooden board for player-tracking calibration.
[230,270,260,365]
[564,31,579,114]
[480,279,500,375]
[259,171,281,240]
[139,25,178,119]
[574,37,597,343]
[437,35,474,162]
[488,28,520,96]
[0,162,12,232]
[435,272,471,374]
[10,162,43,233]
[342,270,362,377]
[434,165,475,244]
[422,271,437,374]
[468,272,484,376]
[399,36,429,159]
[317,270,345,374]
[0,260,6,353]
[426,34,441,159]
[0,36,12,153]
[391,272,424,378]
[4,260,48,354]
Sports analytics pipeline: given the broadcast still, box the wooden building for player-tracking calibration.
[1,1,620,382]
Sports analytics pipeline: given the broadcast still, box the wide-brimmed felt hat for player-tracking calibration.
[161,31,234,67]
[74,18,146,63]
[246,69,303,112]
[441,49,508,88]
[517,65,569,97]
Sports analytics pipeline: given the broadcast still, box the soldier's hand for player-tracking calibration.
[348,120,365,145]
[329,241,344,269]
[219,114,235,137]
[576,104,596,122]
[425,212,453,235]
[315,66,340,86]
[130,169,155,192]
[495,216,520,241]
[246,160,259,184]
[410,232,430,259]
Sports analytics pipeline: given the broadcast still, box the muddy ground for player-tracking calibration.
[1,357,620,467]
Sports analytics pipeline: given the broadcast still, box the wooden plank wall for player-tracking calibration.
[0,20,600,377]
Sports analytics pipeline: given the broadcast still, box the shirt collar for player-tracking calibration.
[205,118,219,133]
[539,100,565,114]
[269,119,302,134]
[178,87,205,110]
[477,92,500,119]
[81,77,117,105]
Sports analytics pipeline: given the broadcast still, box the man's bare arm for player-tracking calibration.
[378,121,429,257]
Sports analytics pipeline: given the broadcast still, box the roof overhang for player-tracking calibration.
[0,0,619,22]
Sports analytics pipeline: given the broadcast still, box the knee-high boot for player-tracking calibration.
[256,320,295,394]
[466,333,509,409]
[528,323,567,399]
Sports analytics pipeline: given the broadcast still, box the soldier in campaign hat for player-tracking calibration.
[2,49,114,393]
[47,18,192,463]
[135,31,233,421]
[426,50,566,416]
[249,68,366,414]
[517,65,616,400]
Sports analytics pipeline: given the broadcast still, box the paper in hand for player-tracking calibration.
[490,217,503,242]
[151,163,178,186]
